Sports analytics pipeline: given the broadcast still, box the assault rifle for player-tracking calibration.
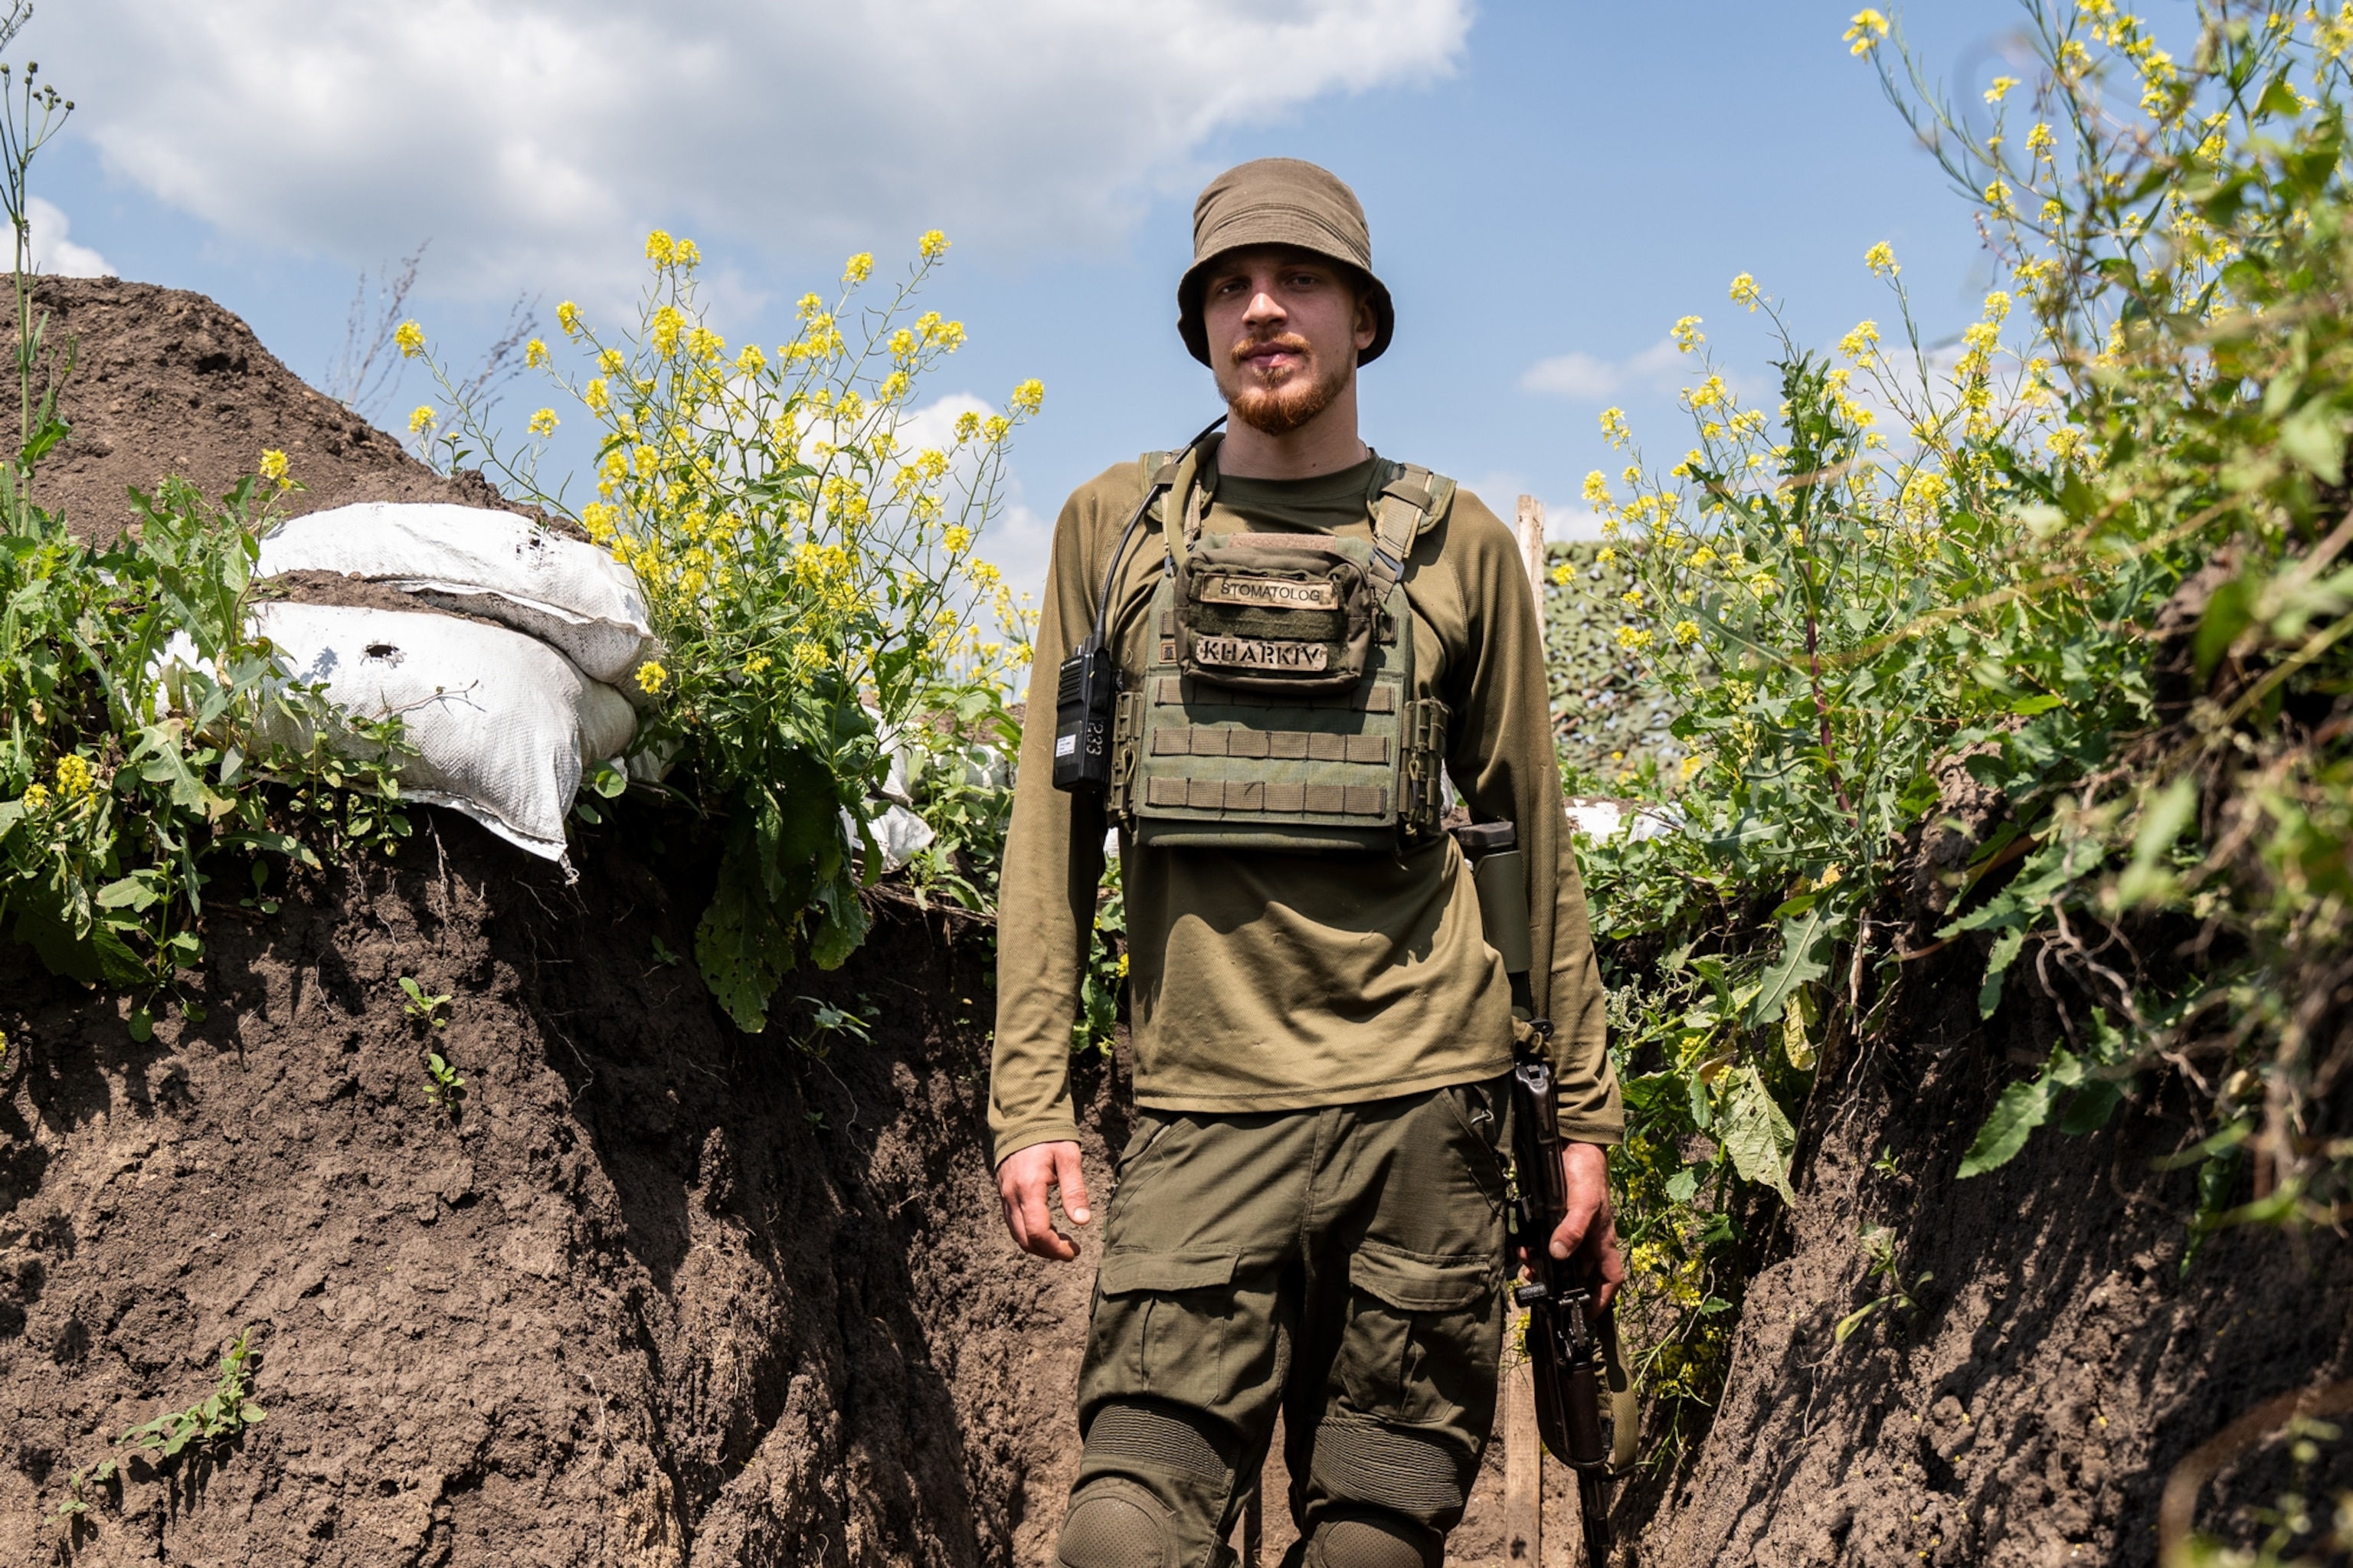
[1449,820,1630,1568]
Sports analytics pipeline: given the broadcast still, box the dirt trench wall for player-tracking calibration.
[0,814,1110,1566]
[1631,943,2353,1568]
[15,275,542,544]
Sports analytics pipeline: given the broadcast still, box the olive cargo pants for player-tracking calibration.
[1058,1079,1512,1568]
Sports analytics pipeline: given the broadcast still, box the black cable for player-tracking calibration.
[1085,413,1227,647]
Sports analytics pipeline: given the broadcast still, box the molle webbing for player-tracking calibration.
[1142,777,1391,817]
[1144,676,1398,712]
[1150,727,1392,764]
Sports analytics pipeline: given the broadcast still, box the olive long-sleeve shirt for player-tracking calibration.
[989,449,1621,1168]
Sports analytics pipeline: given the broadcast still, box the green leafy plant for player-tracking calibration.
[1833,1224,1933,1345]
[1073,857,1126,1057]
[1843,0,2353,1220]
[900,683,1023,915]
[398,975,450,1030]
[423,1049,464,1111]
[1543,539,1683,791]
[47,1457,113,1525]
[790,994,875,1059]
[1572,0,2353,1439]
[399,229,1042,1033]
[119,1327,267,1463]
[0,26,413,1027]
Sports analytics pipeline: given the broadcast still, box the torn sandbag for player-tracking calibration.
[246,603,637,866]
[255,503,659,690]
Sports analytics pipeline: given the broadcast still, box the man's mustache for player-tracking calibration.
[1229,332,1314,369]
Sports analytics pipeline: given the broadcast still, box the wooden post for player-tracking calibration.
[1516,494,1548,640]
[1508,498,1547,1562]
[1505,1321,1543,1563]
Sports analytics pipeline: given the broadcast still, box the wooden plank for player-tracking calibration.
[1515,494,1548,640]
[1505,1311,1543,1563]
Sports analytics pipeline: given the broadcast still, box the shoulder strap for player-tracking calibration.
[1139,450,1176,512]
[1367,460,1458,600]
[1084,430,1219,647]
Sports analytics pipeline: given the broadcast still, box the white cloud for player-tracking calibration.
[26,198,114,277]
[45,0,1470,302]
[1520,336,1681,400]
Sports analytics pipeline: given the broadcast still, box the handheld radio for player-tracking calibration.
[1052,416,1225,794]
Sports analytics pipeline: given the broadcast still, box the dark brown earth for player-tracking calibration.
[1631,981,2353,1566]
[1620,768,2353,1566]
[0,812,1115,1566]
[8,275,532,543]
[3,277,2348,1566]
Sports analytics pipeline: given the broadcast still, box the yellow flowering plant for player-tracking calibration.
[1576,1,2353,1462]
[404,230,1040,1030]
[0,49,414,1039]
[1559,244,2080,1437]
[1848,0,2353,1257]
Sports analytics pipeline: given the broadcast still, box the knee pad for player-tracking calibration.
[1306,1511,1440,1568]
[1082,1398,1235,1479]
[1307,1420,1471,1524]
[1059,1478,1177,1568]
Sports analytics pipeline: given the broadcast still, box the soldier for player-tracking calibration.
[991,157,1624,1568]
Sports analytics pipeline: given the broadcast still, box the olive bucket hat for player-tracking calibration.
[1176,157,1395,368]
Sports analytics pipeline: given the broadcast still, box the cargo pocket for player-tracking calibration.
[1337,1242,1500,1426]
[1085,1247,1243,1412]
[1439,1080,1512,1206]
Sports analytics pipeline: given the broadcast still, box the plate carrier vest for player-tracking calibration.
[1108,445,1455,855]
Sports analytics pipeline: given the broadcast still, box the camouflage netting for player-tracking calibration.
[1540,541,1680,791]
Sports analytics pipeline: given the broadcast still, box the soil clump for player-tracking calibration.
[10,276,536,543]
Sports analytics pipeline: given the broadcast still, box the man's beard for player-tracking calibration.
[1220,334,1352,437]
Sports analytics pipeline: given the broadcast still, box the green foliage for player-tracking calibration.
[0,427,417,1026]
[898,683,1023,915]
[1073,856,1126,1057]
[1542,540,1680,790]
[1846,1,2353,1216]
[119,1327,267,1462]
[422,1050,463,1111]
[398,974,450,1029]
[790,993,875,1059]
[1832,1224,1932,1345]
[47,1456,113,1524]
[0,34,414,1020]
[406,231,1040,1033]
[1581,0,2353,1427]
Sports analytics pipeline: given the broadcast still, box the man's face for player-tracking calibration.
[1202,246,1378,437]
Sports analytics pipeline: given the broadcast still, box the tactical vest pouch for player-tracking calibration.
[1174,534,1375,696]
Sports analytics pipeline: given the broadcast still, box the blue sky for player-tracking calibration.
[28,0,2160,596]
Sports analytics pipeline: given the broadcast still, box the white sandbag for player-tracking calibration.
[256,503,657,688]
[1564,797,1682,844]
[845,803,935,875]
[250,603,636,865]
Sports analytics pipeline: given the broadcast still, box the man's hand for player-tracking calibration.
[997,1140,1092,1261]
[1545,1141,1624,1311]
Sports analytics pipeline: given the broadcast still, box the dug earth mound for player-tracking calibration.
[0,280,2347,1565]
